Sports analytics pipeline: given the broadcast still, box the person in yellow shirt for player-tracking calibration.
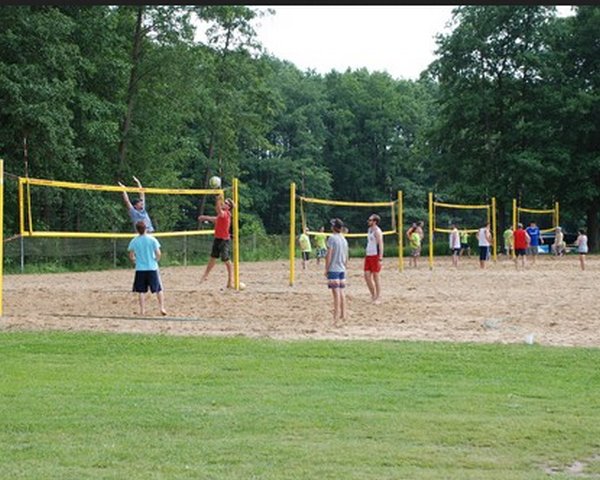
[409,228,422,268]
[314,225,327,265]
[298,227,312,270]
[460,229,471,257]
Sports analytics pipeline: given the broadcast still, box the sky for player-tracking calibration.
[252,5,576,81]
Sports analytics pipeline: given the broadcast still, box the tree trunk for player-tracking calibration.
[117,7,145,178]
[586,201,599,252]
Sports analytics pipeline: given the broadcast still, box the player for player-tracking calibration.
[298,226,312,270]
[198,194,235,289]
[576,228,588,271]
[408,224,422,268]
[364,214,384,303]
[314,226,327,265]
[127,220,166,316]
[325,218,349,325]
[513,222,530,270]
[449,223,461,267]
[477,222,492,269]
[551,226,566,257]
[525,221,543,265]
[118,176,155,233]
[503,225,514,257]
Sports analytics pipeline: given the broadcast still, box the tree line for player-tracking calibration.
[0,6,598,248]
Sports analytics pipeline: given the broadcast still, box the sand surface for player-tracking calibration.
[2,255,599,348]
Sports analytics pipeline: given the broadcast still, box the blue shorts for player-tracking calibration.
[327,271,346,289]
[133,270,162,293]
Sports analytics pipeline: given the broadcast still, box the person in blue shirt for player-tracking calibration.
[525,221,544,265]
[127,220,166,316]
[118,176,155,233]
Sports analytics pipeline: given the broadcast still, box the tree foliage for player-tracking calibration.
[0,5,597,249]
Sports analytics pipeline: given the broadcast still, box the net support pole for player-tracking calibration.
[512,198,517,260]
[491,197,497,262]
[428,191,434,270]
[0,159,4,316]
[398,190,403,272]
[289,182,296,286]
[555,201,560,228]
[232,177,240,291]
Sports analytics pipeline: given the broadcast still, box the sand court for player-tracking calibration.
[2,254,598,348]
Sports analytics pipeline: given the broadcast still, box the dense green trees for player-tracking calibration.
[0,6,597,248]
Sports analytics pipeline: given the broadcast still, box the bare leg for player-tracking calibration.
[372,272,381,303]
[364,271,375,300]
[331,288,339,322]
[580,254,585,271]
[339,288,346,320]
[225,260,234,288]
[201,257,217,282]
[157,290,166,315]
[138,292,146,315]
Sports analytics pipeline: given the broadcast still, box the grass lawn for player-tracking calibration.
[0,332,599,479]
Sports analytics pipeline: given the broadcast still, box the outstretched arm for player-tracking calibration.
[215,194,225,215]
[118,181,133,210]
[133,176,144,204]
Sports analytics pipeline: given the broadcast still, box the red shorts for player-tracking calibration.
[364,255,382,273]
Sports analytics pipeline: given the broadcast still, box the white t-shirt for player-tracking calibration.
[578,235,588,253]
[449,228,461,249]
[478,227,491,247]
[366,226,382,256]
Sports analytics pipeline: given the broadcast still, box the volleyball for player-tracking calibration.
[209,176,221,189]
[239,281,246,291]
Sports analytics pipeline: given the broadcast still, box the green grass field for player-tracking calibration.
[1,332,598,479]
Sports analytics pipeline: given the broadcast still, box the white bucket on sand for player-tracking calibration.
[525,333,535,345]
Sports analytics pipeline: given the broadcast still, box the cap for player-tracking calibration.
[330,218,344,230]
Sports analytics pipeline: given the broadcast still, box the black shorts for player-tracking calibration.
[302,251,310,261]
[211,238,231,261]
[479,246,489,261]
[515,248,527,257]
[133,270,162,293]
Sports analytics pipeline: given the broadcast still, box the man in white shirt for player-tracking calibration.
[449,223,461,267]
[364,214,384,304]
[477,222,493,269]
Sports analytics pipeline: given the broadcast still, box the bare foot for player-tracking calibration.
[372,298,381,305]
[160,309,167,316]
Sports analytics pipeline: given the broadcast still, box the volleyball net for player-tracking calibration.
[428,192,497,268]
[512,200,559,234]
[18,176,225,238]
[289,182,403,285]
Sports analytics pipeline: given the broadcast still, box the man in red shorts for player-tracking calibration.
[364,213,384,304]
[198,194,235,289]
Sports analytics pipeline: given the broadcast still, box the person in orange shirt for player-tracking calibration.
[198,194,235,289]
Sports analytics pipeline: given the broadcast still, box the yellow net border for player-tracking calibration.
[514,201,560,234]
[18,176,224,238]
